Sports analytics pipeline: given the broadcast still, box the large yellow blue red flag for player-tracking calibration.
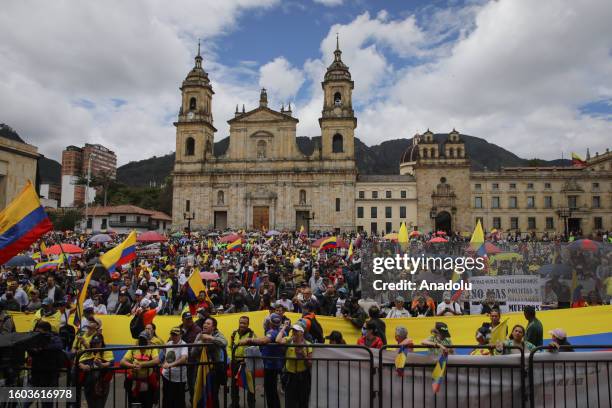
[187,269,212,304]
[99,231,137,272]
[470,220,486,256]
[74,266,95,326]
[193,347,214,407]
[431,352,448,393]
[35,254,64,273]
[318,236,337,251]
[226,238,242,252]
[0,181,53,265]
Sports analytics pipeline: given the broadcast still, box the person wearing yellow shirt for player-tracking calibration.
[275,322,312,408]
[120,331,160,408]
[145,323,165,347]
[32,298,61,333]
[78,333,114,408]
[72,318,100,356]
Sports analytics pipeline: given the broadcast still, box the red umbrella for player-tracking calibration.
[200,271,219,280]
[428,237,448,243]
[137,231,168,243]
[44,244,84,255]
[219,234,242,243]
[310,237,349,249]
[436,231,447,236]
[568,239,601,252]
[484,242,502,255]
[409,230,421,238]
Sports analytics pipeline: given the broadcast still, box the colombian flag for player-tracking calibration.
[571,152,586,167]
[236,363,255,394]
[226,238,242,252]
[99,231,137,272]
[193,348,215,408]
[431,352,448,393]
[318,236,337,251]
[0,181,53,265]
[35,254,64,273]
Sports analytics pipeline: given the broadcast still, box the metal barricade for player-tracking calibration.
[74,342,229,408]
[378,344,526,408]
[528,345,612,408]
[231,343,375,408]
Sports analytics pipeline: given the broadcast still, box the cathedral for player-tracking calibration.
[172,45,611,236]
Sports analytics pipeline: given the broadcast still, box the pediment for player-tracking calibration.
[227,107,298,124]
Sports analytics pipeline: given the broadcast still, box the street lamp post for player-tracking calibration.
[429,208,437,231]
[304,212,315,235]
[556,207,572,239]
[184,211,195,236]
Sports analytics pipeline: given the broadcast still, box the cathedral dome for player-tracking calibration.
[324,37,351,82]
[400,135,421,163]
[182,43,211,88]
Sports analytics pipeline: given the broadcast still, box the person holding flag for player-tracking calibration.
[495,324,536,355]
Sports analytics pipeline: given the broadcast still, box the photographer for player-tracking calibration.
[342,297,367,329]
[436,291,463,316]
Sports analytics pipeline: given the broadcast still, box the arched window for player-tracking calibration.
[457,148,463,158]
[185,137,195,156]
[206,140,212,154]
[189,97,197,111]
[299,189,306,205]
[448,148,454,158]
[422,148,428,158]
[257,140,267,158]
[334,92,342,106]
[430,148,436,158]
[332,134,343,153]
[217,191,224,205]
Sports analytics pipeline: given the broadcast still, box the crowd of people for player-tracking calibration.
[0,228,610,407]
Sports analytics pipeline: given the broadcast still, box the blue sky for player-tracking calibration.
[1,0,611,164]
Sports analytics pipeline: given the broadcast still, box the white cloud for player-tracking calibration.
[259,57,305,103]
[313,0,343,6]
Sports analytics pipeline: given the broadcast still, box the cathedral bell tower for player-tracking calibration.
[175,41,217,164]
[319,35,357,160]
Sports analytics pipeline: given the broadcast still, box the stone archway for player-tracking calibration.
[435,211,452,233]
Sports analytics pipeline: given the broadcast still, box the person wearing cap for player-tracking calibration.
[495,324,536,355]
[106,281,121,314]
[470,324,493,356]
[335,287,348,317]
[179,311,201,402]
[194,317,228,408]
[116,290,132,315]
[237,313,285,408]
[161,327,189,408]
[276,322,313,408]
[422,322,454,355]
[32,297,61,333]
[548,328,574,352]
[230,316,256,408]
[72,317,100,356]
[357,320,384,349]
[386,296,412,318]
[319,284,338,316]
[436,291,463,316]
[24,288,42,313]
[78,333,113,408]
[131,289,144,315]
[325,330,346,345]
[245,283,261,311]
[276,291,294,312]
[120,330,160,408]
[524,305,543,347]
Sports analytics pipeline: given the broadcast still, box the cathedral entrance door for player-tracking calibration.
[253,206,269,230]
[296,211,309,233]
[214,211,227,230]
[435,211,452,234]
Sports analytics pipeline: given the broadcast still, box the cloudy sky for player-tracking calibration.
[1,0,611,165]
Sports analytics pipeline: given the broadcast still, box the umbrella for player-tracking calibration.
[89,234,113,243]
[4,255,36,267]
[568,239,602,252]
[137,231,168,243]
[171,232,183,238]
[200,271,220,280]
[179,237,190,244]
[219,234,242,243]
[45,244,84,255]
[76,277,100,288]
[383,233,398,241]
[538,264,572,276]
[436,231,447,236]
[265,230,281,236]
[310,237,350,249]
[428,237,448,243]
[409,231,421,238]
[484,242,502,255]
[207,232,220,237]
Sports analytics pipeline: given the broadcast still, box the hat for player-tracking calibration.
[337,287,348,294]
[140,298,151,308]
[197,307,208,316]
[170,327,182,335]
[549,328,567,340]
[442,291,451,300]
[291,324,304,333]
[269,313,282,327]
[434,322,451,338]
[395,296,405,303]
[119,290,128,296]
[83,299,94,310]
[325,330,343,343]
[135,289,143,296]
[42,298,54,306]
[138,330,151,340]
[182,311,193,320]
[90,334,103,344]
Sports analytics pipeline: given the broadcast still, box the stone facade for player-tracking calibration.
[0,135,40,208]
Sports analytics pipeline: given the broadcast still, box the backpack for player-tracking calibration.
[303,314,324,343]
[129,313,144,339]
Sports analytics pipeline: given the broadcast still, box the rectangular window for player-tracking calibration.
[592,182,600,190]
[568,195,577,209]
[509,196,517,208]
[475,183,482,190]
[475,217,484,228]
[493,217,501,229]
[386,191,392,199]
[370,222,377,234]
[336,198,341,212]
[136,216,141,224]
[474,196,483,208]
[101,218,107,229]
[185,200,190,212]
[509,183,516,189]
[358,191,365,199]
[528,217,536,229]
[86,217,93,229]
[592,196,601,208]
[544,196,552,208]
[357,225,364,233]
[491,197,500,208]
[372,191,378,199]
[385,207,392,218]
[545,182,551,189]
[357,207,364,218]
[546,217,554,230]
[492,183,499,190]
[594,217,603,230]
[527,183,534,189]
[510,217,519,230]
[401,190,407,199]
[119,215,126,224]
[370,207,377,218]
[385,222,392,233]
[399,206,406,218]
[527,196,535,208]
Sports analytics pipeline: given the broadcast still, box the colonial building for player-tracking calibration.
[82,205,171,234]
[0,124,40,209]
[172,46,611,236]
